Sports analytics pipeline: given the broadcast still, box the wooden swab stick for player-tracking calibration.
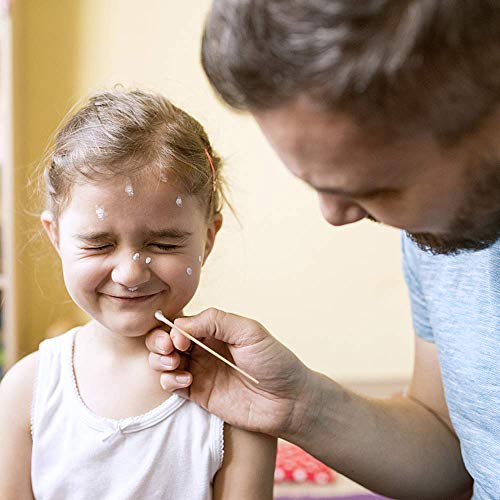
[154,310,260,384]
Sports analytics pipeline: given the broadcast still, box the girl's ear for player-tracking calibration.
[41,210,60,254]
[202,212,223,263]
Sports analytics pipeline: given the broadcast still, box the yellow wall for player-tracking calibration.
[12,0,86,358]
[13,0,414,382]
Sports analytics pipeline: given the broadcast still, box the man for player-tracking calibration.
[147,2,499,498]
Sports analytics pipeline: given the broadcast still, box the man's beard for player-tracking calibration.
[406,160,500,255]
[407,225,499,255]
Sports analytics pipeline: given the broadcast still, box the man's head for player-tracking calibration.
[201,0,500,254]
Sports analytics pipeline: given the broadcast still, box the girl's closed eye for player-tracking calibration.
[85,244,113,250]
[148,243,182,252]
[78,243,115,253]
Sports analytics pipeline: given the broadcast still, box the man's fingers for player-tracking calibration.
[145,328,174,355]
[174,307,260,346]
[149,351,181,372]
[170,329,192,352]
[160,371,193,392]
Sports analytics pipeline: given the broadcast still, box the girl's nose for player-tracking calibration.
[111,253,151,288]
[318,194,367,226]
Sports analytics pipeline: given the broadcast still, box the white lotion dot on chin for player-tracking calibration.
[186,267,193,276]
[132,252,140,261]
[175,196,183,207]
[95,206,106,220]
[145,256,152,264]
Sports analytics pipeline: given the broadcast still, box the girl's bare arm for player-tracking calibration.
[0,352,37,500]
[213,424,277,500]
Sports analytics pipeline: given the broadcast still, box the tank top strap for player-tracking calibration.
[31,328,79,439]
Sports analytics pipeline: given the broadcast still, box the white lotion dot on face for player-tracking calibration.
[132,252,140,261]
[95,206,106,220]
[159,171,168,183]
[125,178,134,197]
[176,196,183,207]
[198,255,202,263]
[128,286,138,292]
[186,267,193,276]
[145,256,152,264]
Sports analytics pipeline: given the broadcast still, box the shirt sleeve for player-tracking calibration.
[401,232,435,342]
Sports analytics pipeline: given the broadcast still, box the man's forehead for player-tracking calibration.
[255,101,415,186]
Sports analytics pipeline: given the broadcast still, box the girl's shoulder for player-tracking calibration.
[0,351,39,433]
[0,329,76,433]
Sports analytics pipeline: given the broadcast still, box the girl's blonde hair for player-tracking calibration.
[43,88,225,219]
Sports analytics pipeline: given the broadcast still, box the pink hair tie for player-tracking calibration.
[204,148,217,192]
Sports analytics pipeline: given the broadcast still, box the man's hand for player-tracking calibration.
[146,308,312,437]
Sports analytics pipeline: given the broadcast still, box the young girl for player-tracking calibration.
[0,89,276,499]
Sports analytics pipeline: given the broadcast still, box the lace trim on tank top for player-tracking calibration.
[65,329,186,443]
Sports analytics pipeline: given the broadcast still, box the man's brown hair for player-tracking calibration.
[202,0,500,142]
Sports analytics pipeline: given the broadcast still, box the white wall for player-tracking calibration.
[75,0,414,382]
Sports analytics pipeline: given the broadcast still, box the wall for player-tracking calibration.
[15,0,414,382]
[12,0,87,358]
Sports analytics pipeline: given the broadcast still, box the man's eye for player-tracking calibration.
[150,243,179,252]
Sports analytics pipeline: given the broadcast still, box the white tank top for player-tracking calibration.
[31,329,224,500]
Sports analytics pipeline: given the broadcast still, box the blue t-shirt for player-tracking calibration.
[402,233,499,499]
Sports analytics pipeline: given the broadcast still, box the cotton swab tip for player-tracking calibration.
[155,310,166,322]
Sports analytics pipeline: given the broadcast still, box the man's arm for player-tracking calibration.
[147,309,472,500]
[289,336,472,499]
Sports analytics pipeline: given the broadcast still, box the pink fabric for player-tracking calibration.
[275,441,336,485]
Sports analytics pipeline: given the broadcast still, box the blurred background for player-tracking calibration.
[0,1,415,497]
[1,0,413,387]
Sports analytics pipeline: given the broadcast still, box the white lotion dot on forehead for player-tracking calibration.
[124,178,134,197]
[95,206,106,220]
[145,256,152,264]
[176,196,183,207]
[186,267,193,276]
[159,171,169,183]
[132,252,140,261]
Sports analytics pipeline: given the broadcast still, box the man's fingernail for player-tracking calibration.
[156,336,167,352]
[160,374,168,390]
[160,356,173,368]
[175,375,190,385]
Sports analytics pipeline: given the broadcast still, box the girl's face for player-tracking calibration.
[42,173,222,337]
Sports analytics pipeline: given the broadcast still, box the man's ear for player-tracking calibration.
[41,210,60,255]
[202,212,223,264]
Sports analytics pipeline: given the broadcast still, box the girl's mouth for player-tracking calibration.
[105,292,161,304]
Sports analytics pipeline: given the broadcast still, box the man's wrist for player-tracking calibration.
[284,368,343,448]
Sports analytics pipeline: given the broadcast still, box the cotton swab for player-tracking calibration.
[154,311,260,384]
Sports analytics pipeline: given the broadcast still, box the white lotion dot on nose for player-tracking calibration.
[145,257,152,264]
[128,286,138,292]
[132,252,140,261]
[176,196,183,207]
[95,206,106,220]
[186,267,193,276]
[125,179,134,197]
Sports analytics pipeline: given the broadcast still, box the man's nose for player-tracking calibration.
[111,253,151,288]
[318,194,367,226]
